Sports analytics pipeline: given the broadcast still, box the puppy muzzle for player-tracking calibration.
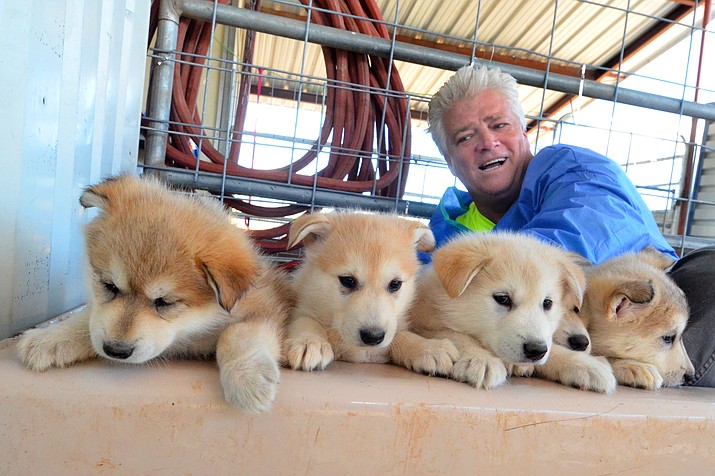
[359,327,386,346]
[523,340,548,362]
[102,340,135,360]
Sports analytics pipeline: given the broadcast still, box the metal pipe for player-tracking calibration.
[144,0,182,170]
[176,0,715,122]
[677,0,712,237]
[158,168,437,217]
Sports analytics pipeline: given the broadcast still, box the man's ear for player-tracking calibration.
[432,238,491,298]
[606,280,654,323]
[287,212,332,249]
[198,240,260,313]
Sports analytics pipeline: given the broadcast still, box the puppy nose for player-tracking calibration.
[359,328,386,346]
[684,372,696,386]
[523,341,548,361]
[567,334,590,352]
[103,341,134,359]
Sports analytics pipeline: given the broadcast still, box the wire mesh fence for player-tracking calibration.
[141,0,715,259]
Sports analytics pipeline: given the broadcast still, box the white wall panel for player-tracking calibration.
[0,0,149,338]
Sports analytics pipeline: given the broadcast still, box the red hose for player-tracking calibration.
[145,0,412,254]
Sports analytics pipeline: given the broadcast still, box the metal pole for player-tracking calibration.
[159,169,437,218]
[144,0,182,171]
[176,0,715,122]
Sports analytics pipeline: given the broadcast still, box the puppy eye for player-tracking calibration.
[493,293,512,308]
[388,279,402,293]
[338,275,357,290]
[102,281,120,298]
[662,334,676,345]
[543,299,553,311]
[153,297,174,309]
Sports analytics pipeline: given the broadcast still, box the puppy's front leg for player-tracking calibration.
[535,345,617,394]
[389,330,458,377]
[16,307,97,371]
[217,269,292,413]
[284,316,334,371]
[609,358,663,390]
[217,319,283,413]
[420,329,507,389]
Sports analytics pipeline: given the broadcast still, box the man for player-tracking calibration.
[426,63,714,386]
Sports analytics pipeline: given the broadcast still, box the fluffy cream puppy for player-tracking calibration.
[284,211,458,376]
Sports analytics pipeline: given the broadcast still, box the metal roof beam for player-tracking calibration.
[175,0,715,121]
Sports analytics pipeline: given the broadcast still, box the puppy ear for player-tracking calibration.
[287,213,332,249]
[407,221,436,253]
[637,246,676,271]
[560,253,587,311]
[606,280,654,322]
[198,240,260,313]
[433,239,491,298]
[79,175,141,210]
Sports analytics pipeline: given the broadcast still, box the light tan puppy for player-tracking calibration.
[284,211,458,376]
[535,277,617,394]
[411,232,615,392]
[16,175,293,413]
[579,247,694,390]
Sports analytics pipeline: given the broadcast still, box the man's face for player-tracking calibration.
[442,90,533,216]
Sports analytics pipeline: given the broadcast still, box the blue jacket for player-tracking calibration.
[428,144,677,264]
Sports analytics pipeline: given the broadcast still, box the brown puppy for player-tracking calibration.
[580,247,694,389]
[410,232,614,391]
[284,211,458,376]
[16,175,293,413]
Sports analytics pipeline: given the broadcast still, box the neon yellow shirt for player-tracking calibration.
[455,202,495,232]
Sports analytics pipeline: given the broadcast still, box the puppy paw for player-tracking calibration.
[16,326,93,371]
[220,348,280,413]
[402,339,459,377]
[557,357,617,394]
[613,361,663,390]
[451,353,507,389]
[507,363,535,378]
[284,337,334,371]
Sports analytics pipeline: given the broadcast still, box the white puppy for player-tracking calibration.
[411,232,614,392]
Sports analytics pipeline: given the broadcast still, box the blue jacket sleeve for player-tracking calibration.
[495,146,677,264]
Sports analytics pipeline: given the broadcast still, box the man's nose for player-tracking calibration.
[478,130,499,151]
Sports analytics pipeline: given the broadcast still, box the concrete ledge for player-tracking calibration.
[1,335,714,475]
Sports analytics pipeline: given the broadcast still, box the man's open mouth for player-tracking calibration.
[479,158,507,171]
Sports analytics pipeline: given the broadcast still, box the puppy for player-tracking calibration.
[283,211,458,376]
[410,232,613,391]
[579,247,694,390]
[16,175,293,413]
[534,276,617,394]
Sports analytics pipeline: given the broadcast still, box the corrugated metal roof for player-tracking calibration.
[233,0,690,123]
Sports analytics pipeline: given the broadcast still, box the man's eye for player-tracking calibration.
[456,134,472,144]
